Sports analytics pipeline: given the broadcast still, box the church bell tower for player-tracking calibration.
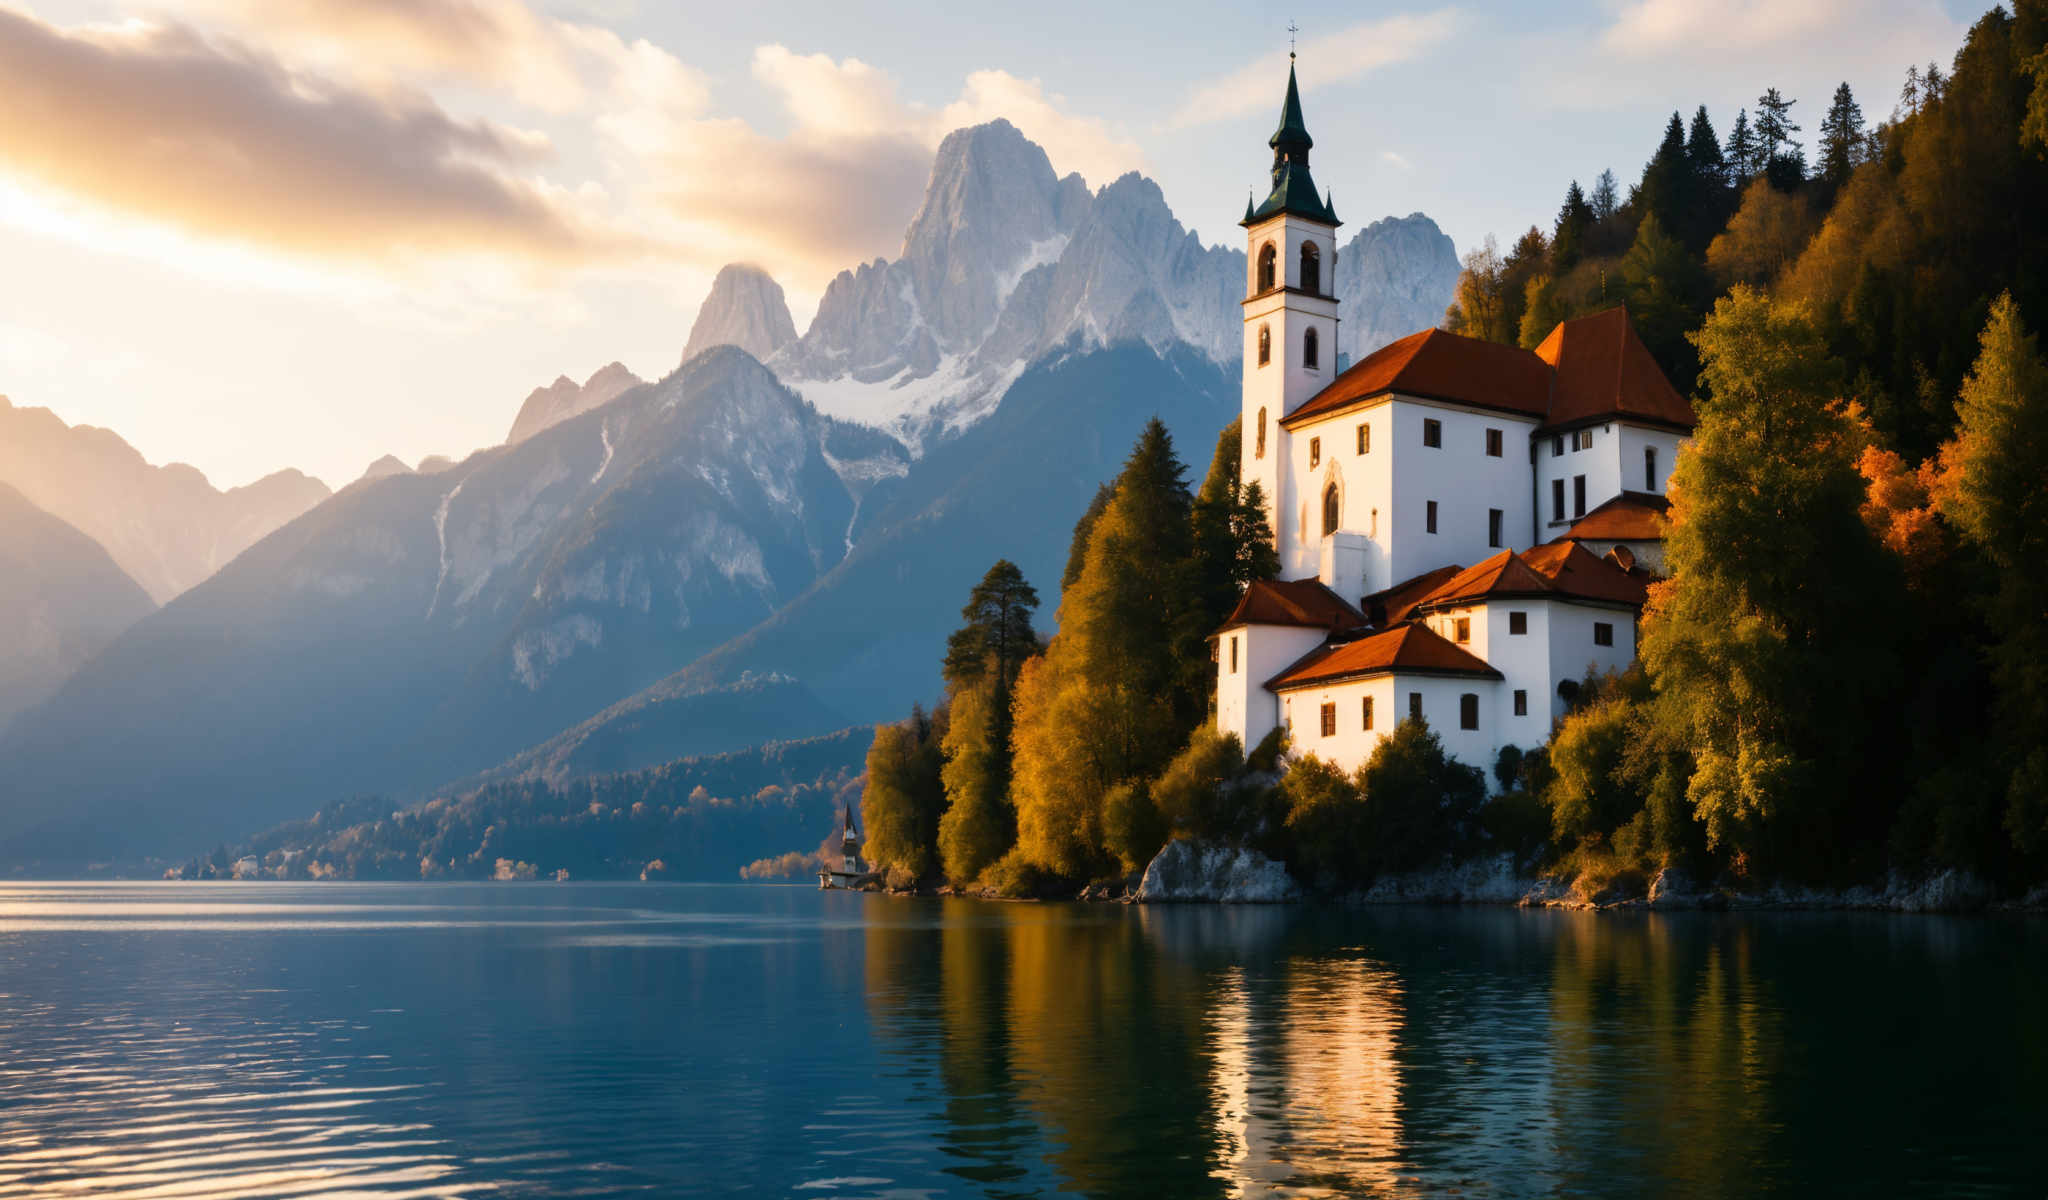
[1240,58,1341,580]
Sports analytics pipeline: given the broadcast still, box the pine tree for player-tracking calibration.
[1553,180,1594,269]
[1060,483,1113,593]
[1818,82,1866,188]
[1754,88,1802,166]
[1590,169,1620,222]
[1898,65,1922,118]
[1724,109,1758,184]
[1936,294,2048,854]
[1230,481,1280,585]
[941,560,1040,701]
[1687,105,1727,188]
[1635,112,1696,247]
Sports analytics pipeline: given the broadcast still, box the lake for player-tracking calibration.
[0,882,2041,1197]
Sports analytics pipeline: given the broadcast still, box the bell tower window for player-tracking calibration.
[1255,407,1267,459]
[1257,324,1271,366]
[1303,326,1319,370]
[1257,243,1277,292]
[1300,241,1321,295]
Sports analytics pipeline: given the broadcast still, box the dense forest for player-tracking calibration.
[170,731,867,880]
[857,2,2048,899]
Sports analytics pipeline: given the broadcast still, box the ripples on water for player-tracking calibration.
[0,882,2042,1198]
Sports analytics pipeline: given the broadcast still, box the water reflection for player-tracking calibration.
[0,884,2041,1197]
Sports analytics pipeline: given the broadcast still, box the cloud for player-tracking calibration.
[1172,10,1465,129]
[0,7,618,263]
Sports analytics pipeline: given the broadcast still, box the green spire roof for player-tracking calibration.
[1242,59,1340,228]
[1269,62,1312,156]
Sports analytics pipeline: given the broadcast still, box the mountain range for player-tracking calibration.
[0,118,1459,867]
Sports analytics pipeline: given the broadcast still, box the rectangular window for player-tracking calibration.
[1460,692,1480,730]
[1485,428,1503,457]
[1646,445,1659,491]
[1513,689,1528,716]
[1362,696,1374,731]
[1574,429,1594,451]
[1594,622,1614,647]
[1423,418,1442,448]
[1229,635,1238,674]
[1408,692,1423,721]
[1488,508,1503,548]
[1320,703,1337,738]
[1509,611,1527,635]
[1454,616,1471,643]
[1357,423,1370,454]
[1552,435,1564,457]
[1426,500,1438,534]
[1551,479,1565,522]
[1309,436,1320,468]
[1573,475,1587,518]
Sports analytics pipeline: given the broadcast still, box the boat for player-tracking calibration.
[818,804,877,889]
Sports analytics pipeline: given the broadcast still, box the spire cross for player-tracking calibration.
[1288,20,1299,58]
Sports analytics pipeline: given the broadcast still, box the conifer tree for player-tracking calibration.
[1754,88,1802,169]
[1230,482,1280,584]
[1724,109,1758,184]
[942,560,1040,702]
[1635,112,1694,242]
[1936,294,2048,854]
[1590,169,1620,222]
[1061,483,1114,594]
[1553,181,1594,269]
[1687,105,1727,189]
[1818,82,1867,188]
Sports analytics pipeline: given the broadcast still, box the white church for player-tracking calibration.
[1214,63,1695,783]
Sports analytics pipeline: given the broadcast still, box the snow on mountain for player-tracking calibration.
[682,264,799,366]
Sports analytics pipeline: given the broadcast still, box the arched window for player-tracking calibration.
[1322,482,1340,536]
[1257,243,1277,292]
[1257,323,1271,366]
[1300,240,1321,295]
[1255,407,1267,459]
[1303,326,1319,370]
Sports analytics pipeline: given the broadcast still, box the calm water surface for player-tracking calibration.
[0,882,2042,1197]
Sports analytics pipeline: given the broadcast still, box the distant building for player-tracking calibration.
[1215,62,1692,782]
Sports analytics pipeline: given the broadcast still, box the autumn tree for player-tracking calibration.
[1937,294,2048,854]
[861,705,947,884]
[1705,176,1816,288]
[1642,288,1904,877]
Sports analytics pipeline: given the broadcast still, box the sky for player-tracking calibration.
[0,0,1979,490]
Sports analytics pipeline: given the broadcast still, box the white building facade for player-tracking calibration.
[1214,65,1695,784]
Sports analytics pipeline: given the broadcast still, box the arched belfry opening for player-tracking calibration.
[1257,243,1277,292]
[1300,240,1320,295]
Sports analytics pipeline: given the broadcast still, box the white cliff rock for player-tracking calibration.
[681,264,798,366]
[505,362,644,445]
[1335,213,1463,364]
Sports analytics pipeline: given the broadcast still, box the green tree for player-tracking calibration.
[1553,181,1594,270]
[942,559,1041,700]
[1590,168,1620,222]
[937,679,1011,884]
[1518,273,1566,350]
[1687,104,1728,190]
[1724,108,1761,184]
[1620,213,1705,387]
[1635,112,1697,246]
[1353,717,1488,878]
[1818,82,1867,189]
[1152,724,1260,842]
[1643,288,1904,876]
[861,705,948,883]
[1754,87,1802,166]
[1936,294,2048,854]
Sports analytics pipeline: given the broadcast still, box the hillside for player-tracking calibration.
[0,484,156,731]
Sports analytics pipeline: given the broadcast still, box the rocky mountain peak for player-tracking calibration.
[682,264,798,367]
[506,362,646,445]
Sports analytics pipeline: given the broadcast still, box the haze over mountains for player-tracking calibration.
[0,483,155,730]
[0,396,330,604]
[0,118,1458,866]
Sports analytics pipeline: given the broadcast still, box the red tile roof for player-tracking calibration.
[1361,564,1462,627]
[1566,490,1671,542]
[1520,540,1650,607]
[1216,578,1366,634]
[1267,622,1501,691]
[1414,541,1648,610]
[1534,307,1696,431]
[1282,328,1554,428]
[1279,306,1695,434]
